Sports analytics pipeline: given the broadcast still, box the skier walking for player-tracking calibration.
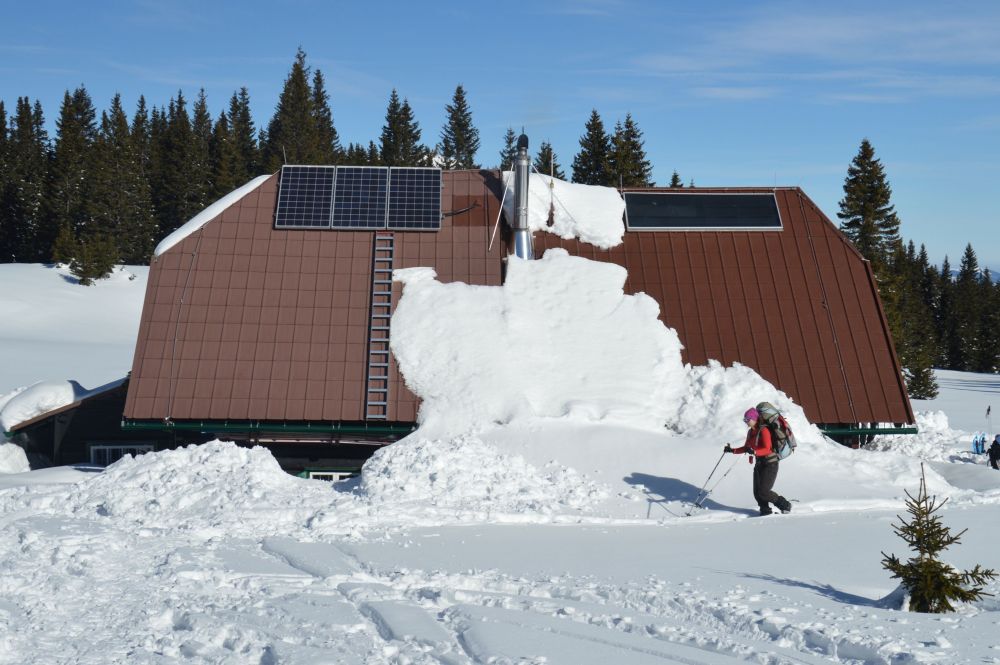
[989,435,1000,470]
[724,407,792,515]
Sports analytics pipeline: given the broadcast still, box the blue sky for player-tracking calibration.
[2,0,997,267]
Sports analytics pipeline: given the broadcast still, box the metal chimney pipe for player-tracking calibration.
[510,133,534,260]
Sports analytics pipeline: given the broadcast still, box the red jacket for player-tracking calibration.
[733,425,773,457]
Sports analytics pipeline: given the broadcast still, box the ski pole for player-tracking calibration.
[690,451,727,510]
[691,457,742,511]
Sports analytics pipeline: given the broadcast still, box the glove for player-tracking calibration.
[724,444,733,453]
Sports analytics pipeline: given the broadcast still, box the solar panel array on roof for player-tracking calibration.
[274,166,336,228]
[274,165,441,231]
[624,192,782,230]
[387,167,442,230]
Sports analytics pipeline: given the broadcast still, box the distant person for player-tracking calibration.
[724,407,793,516]
[989,435,1000,470]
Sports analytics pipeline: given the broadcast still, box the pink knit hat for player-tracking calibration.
[743,407,759,423]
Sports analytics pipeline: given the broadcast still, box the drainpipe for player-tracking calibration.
[509,133,534,260]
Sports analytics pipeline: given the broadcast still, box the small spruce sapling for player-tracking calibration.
[881,464,996,612]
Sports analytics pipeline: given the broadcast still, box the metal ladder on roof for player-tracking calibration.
[365,233,395,421]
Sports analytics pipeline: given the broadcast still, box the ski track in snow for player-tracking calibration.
[1,484,995,665]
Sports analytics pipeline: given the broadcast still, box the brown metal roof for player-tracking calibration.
[124,170,505,426]
[535,187,913,425]
[125,173,912,431]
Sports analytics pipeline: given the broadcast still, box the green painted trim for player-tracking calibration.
[121,419,416,436]
[819,426,918,436]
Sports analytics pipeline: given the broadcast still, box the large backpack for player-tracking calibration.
[756,401,797,460]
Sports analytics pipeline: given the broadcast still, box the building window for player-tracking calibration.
[306,469,358,482]
[89,444,154,467]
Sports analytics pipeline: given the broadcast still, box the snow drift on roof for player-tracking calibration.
[502,172,625,249]
[153,175,272,257]
[391,248,685,432]
[0,377,126,433]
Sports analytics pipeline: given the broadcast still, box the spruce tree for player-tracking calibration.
[3,98,51,261]
[365,141,381,166]
[190,90,214,210]
[571,109,611,185]
[954,244,984,371]
[131,96,152,185]
[936,256,961,368]
[89,94,156,265]
[975,269,1000,373]
[669,171,683,188]
[262,48,320,170]
[498,127,517,170]
[0,101,10,261]
[533,141,565,179]
[228,88,259,181]
[609,114,653,187]
[837,139,901,274]
[379,90,429,166]
[890,241,938,398]
[882,464,996,612]
[50,86,97,244]
[210,112,239,198]
[438,85,480,170]
[311,70,342,164]
[154,92,203,235]
[342,142,367,165]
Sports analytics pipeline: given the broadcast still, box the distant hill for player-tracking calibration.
[948,267,1000,283]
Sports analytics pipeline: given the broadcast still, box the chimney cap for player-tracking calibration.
[517,133,529,151]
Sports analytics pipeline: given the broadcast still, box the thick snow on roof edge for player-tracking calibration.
[501,172,625,249]
[0,377,126,433]
[153,175,272,257]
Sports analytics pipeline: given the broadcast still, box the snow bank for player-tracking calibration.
[676,361,824,445]
[502,172,625,248]
[154,175,271,257]
[62,441,333,536]
[391,249,686,432]
[359,434,606,519]
[0,443,30,474]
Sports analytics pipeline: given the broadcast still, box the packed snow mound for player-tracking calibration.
[502,172,625,248]
[392,249,686,432]
[867,410,974,463]
[676,361,824,445]
[359,433,608,518]
[62,441,332,535]
[0,444,30,474]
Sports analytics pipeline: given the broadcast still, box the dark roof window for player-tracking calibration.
[624,192,782,231]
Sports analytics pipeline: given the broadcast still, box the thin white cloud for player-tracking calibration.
[693,86,778,101]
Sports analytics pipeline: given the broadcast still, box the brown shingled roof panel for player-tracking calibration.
[125,169,505,428]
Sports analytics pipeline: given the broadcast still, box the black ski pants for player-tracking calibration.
[752,457,787,514]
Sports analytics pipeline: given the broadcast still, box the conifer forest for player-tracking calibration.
[0,51,996,389]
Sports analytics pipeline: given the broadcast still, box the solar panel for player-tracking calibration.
[331,166,389,229]
[387,167,442,230]
[274,165,335,228]
[624,192,782,231]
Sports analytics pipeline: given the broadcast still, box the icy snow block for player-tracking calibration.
[261,537,359,578]
[360,601,451,646]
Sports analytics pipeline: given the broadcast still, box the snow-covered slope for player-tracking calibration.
[0,263,146,396]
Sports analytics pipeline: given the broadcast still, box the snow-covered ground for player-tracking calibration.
[1,239,999,663]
